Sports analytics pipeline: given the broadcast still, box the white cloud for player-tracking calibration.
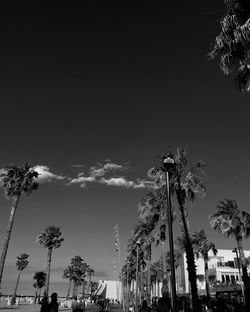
[33,165,65,183]
[100,177,135,188]
[69,176,96,188]
[90,162,123,177]
[99,177,155,189]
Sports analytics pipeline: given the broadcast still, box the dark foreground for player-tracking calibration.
[0,302,123,312]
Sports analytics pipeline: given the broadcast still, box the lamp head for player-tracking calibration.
[162,152,175,171]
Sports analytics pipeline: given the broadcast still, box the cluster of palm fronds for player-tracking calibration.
[209,0,250,92]
[62,256,95,300]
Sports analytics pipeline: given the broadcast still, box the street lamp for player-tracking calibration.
[232,247,245,304]
[162,153,177,312]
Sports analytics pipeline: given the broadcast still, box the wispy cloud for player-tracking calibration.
[30,161,154,190]
[70,164,84,168]
[33,165,65,183]
[68,161,154,189]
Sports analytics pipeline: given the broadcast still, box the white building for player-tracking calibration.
[178,249,250,294]
[97,280,121,301]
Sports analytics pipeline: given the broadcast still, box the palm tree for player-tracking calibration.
[11,253,29,303]
[63,266,74,300]
[148,148,206,312]
[209,0,250,92]
[210,199,250,309]
[37,225,64,297]
[138,192,170,295]
[33,271,46,303]
[86,266,95,302]
[70,256,87,297]
[192,230,217,309]
[0,163,38,290]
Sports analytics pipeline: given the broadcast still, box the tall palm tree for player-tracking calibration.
[86,266,95,302]
[62,266,74,300]
[0,163,38,290]
[148,148,206,312]
[210,199,250,309]
[33,271,46,303]
[11,253,29,303]
[192,230,217,309]
[138,192,170,294]
[37,225,64,297]
[209,0,250,92]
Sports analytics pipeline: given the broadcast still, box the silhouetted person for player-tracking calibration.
[157,294,171,312]
[139,300,151,312]
[49,293,58,312]
[40,296,50,312]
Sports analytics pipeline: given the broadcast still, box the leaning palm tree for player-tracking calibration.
[148,148,206,312]
[210,199,250,310]
[63,266,74,300]
[37,225,64,297]
[11,253,29,303]
[33,271,46,303]
[192,230,217,309]
[0,163,38,290]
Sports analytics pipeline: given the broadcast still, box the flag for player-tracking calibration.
[114,224,119,252]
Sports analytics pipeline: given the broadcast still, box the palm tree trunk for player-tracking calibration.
[38,287,42,303]
[72,280,76,297]
[66,278,72,300]
[140,266,144,304]
[82,280,85,297]
[0,196,19,291]
[135,245,139,311]
[44,247,53,297]
[237,238,250,310]
[88,274,92,302]
[34,287,38,304]
[146,250,151,305]
[161,240,168,295]
[12,269,22,299]
[177,192,201,312]
[204,256,211,309]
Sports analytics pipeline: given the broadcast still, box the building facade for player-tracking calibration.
[177,249,250,294]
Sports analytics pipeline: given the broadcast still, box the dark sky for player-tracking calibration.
[0,1,250,296]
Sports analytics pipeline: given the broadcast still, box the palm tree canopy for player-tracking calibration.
[0,163,38,199]
[192,230,217,260]
[33,271,46,288]
[16,253,29,271]
[37,226,64,249]
[70,256,88,284]
[209,0,250,92]
[62,266,74,280]
[86,267,95,277]
[148,148,206,206]
[210,199,250,241]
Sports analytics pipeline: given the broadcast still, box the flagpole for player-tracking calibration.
[114,224,124,309]
[114,261,118,302]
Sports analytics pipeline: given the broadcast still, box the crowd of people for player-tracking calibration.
[40,293,86,312]
[128,292,245,312]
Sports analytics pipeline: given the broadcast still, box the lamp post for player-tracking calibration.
[162,153,177,312]
[232,247,245,304]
